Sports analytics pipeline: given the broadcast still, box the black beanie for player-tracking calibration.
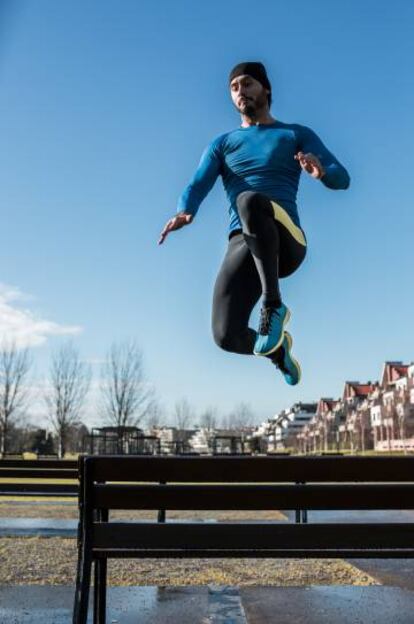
[229,62,271,92]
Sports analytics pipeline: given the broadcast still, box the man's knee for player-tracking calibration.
[212,325,240,353]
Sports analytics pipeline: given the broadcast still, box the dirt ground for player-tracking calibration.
[0,536,377,586]
[0,499,378,587]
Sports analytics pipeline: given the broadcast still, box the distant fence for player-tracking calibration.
[375,439,414,452]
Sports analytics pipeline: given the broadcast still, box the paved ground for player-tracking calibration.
[2,582,414,623]
[0,585,211,623]
[2,508,414,621]
[240,586,414,624]
[349,559,414,591]
[1,509,414,538]
[0,517,77,537]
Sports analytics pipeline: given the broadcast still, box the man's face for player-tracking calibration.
[230,74,269,116]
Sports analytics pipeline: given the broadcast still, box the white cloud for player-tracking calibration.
[0,282,82,348]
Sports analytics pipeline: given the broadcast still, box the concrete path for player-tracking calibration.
[0,518,220,538]
[2,509,414,538]
[2,584,414,623]
[348,559,414,591]
[0,517,77,537]
[283,509,414,523]
[0,585,231,623]
[240,586,414,624]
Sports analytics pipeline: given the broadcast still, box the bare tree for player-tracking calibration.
[66,422,90,454]
[227,402,255,430]
[199,406,218,430]
[45,342,91,458]
[173,398,195,430]
[0,340,31,456]
[145,399,164,431]
[100,340,153,428]
[220,412,230,430]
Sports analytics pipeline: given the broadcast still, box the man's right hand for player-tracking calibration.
[158,212,193,245]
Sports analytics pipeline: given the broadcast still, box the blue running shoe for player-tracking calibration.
[253,302,291,356]
[274,331,301,385]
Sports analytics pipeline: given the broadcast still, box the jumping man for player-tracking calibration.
[158,62,350,385]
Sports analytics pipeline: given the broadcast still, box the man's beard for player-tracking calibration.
[240,101,257,118]
[236,92,267,118]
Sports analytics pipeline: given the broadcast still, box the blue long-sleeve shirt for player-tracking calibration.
[177,120,350,233]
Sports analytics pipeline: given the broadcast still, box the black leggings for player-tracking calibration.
[212,191,307,355]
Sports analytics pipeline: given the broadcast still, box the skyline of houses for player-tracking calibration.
[257,361,414,453]
[140,359,414,455]
[143,359,414,455]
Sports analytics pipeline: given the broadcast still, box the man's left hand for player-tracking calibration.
[294,151,325,179]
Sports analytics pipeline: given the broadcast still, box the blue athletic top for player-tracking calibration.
[177,120,350,232]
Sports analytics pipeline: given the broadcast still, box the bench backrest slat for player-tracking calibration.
[0,460,77,469]
[87,455,414,482]
[92,483,414,510]
[0,468,77,479]
[0,460,78,497]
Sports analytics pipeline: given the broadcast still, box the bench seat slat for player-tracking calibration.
[92,483,414,510]
[92,522,414,551]
[87,455,414,482]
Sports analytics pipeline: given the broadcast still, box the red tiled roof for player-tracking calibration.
[394,365,409,376]
[343,381,376,399]
[350,383,375,396]
[383,362,410,384]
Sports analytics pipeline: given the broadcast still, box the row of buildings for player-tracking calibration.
[77,360,414,457]
[254,361,414,453]
[84,360,414,456]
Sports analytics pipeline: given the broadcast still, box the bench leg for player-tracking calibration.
[93,509,108,624]
[94,558,107,624]
[73,541,93,624]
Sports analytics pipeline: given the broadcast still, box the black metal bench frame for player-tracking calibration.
[73,454,414,624]
[0,459,78,497]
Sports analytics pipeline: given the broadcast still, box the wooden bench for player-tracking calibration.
[73,454,414,624]
[0,459,78,497]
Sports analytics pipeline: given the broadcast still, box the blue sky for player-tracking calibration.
[0,0,413,426]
